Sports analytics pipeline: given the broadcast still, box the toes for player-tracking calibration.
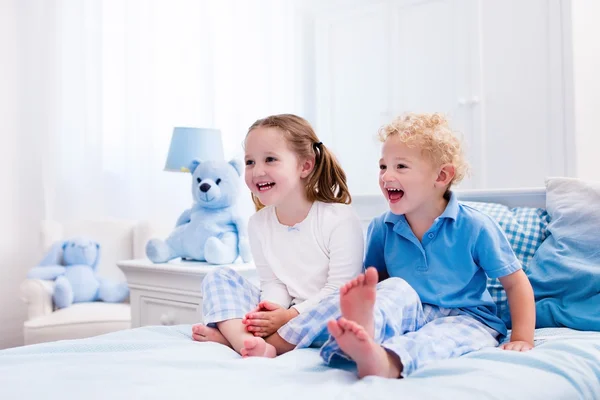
[365,267,379,286]
[240,348,248,357]
[243,337,257,350]
[341,271,372,296]
[193,324,209,335]
[347,320,362,333]
[337,317,353,330]
[355,274,365,287]
[327,319,344,338]
[340,282,352,295]
[344,275,364,292]
[354,327,369,341]
[338,318,365,336]
[192,333,205,342]
[346,320,361,333]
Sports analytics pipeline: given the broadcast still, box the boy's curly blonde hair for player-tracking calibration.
[378,113,469,187]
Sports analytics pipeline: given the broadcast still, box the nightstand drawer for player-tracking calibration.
[119,259,256,328]
[140,296,201,326]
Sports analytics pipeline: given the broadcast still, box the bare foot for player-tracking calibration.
[327,318,402,379]
[240,337,277,358]
[339,267,378,337]
[191,324,232,348]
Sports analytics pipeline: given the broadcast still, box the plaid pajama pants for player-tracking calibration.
[201,267,334,346]
[202,267,261,326]
[317,278,501,376]
[203,267,499,376]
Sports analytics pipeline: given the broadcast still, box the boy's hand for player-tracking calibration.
[499,340,533,352]
[242,301,299,337]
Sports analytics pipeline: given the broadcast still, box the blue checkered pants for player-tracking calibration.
[202,267,331,346]
[316,278,500,376]
[203,268,499,375]
[202,267,261,326]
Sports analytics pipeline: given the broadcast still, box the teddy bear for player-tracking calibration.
[27,237,130,309]
[145,158,252,265]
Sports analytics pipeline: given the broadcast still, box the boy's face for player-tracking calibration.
[379,135,441,216]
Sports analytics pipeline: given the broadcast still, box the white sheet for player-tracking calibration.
[1,325,598,400]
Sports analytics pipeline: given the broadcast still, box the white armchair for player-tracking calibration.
[20,219,163,345]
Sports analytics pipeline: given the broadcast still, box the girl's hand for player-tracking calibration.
[242,301,271,325]
[499,340,534,352]
[242,301,282,322]
[242,301,299,337]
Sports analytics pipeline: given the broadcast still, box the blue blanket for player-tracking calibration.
[1,325,599,399]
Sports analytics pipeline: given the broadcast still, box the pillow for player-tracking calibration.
[462,201,550,326]
[527,177,600,331]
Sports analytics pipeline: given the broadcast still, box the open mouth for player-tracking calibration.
[257,182,275,192]
[387,188,404,203]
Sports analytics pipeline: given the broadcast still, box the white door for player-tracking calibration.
[314,0,480,195]
[313,0,571,193]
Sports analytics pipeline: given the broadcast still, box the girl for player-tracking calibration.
[191,114,364,358]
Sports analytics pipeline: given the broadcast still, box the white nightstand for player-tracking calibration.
[117,259,257,328]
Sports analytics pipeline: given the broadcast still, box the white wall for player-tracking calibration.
[572,0,600,181]
[0,0,26,349]
[0,0,47,349]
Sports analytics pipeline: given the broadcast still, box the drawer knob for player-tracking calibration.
[160,313,174,325]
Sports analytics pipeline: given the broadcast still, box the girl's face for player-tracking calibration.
[244,127,312,207]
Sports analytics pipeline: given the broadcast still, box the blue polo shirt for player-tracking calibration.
[364,192,521,336]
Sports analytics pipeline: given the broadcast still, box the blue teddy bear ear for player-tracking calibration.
[91,242,101,271]
[188,159,201,174]
[229,159,243,176]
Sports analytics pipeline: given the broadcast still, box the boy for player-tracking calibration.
[322,113,536,378]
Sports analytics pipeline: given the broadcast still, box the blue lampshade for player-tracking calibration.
[164,127,224,172]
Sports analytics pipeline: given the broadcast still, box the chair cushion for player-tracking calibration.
[23,302,131,345]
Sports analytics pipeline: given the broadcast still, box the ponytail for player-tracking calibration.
[305,142,351,205]
[251,193,265,211]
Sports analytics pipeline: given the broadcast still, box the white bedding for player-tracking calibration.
[1,325,599,400]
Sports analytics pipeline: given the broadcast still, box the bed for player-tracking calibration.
[1,183,599,400]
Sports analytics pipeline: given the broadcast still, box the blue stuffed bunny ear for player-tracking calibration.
[38,241,66,266]
[188,159,201,174]
[229,159,243,176]
[91,242,101,271]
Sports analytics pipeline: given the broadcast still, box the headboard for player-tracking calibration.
[352,188,546,232]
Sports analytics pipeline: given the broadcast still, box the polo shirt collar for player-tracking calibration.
[383,191,459,226]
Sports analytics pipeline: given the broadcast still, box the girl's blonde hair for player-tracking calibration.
[246,114,351,211]
[378,113,469,187]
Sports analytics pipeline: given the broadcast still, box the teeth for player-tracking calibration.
[257,182,275,192]
[387,188,402,192]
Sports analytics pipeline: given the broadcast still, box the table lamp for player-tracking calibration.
[164,127,224,172]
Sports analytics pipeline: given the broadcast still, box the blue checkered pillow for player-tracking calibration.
[462,202,550,326]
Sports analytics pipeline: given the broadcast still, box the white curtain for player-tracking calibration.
[38,0,312,223]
